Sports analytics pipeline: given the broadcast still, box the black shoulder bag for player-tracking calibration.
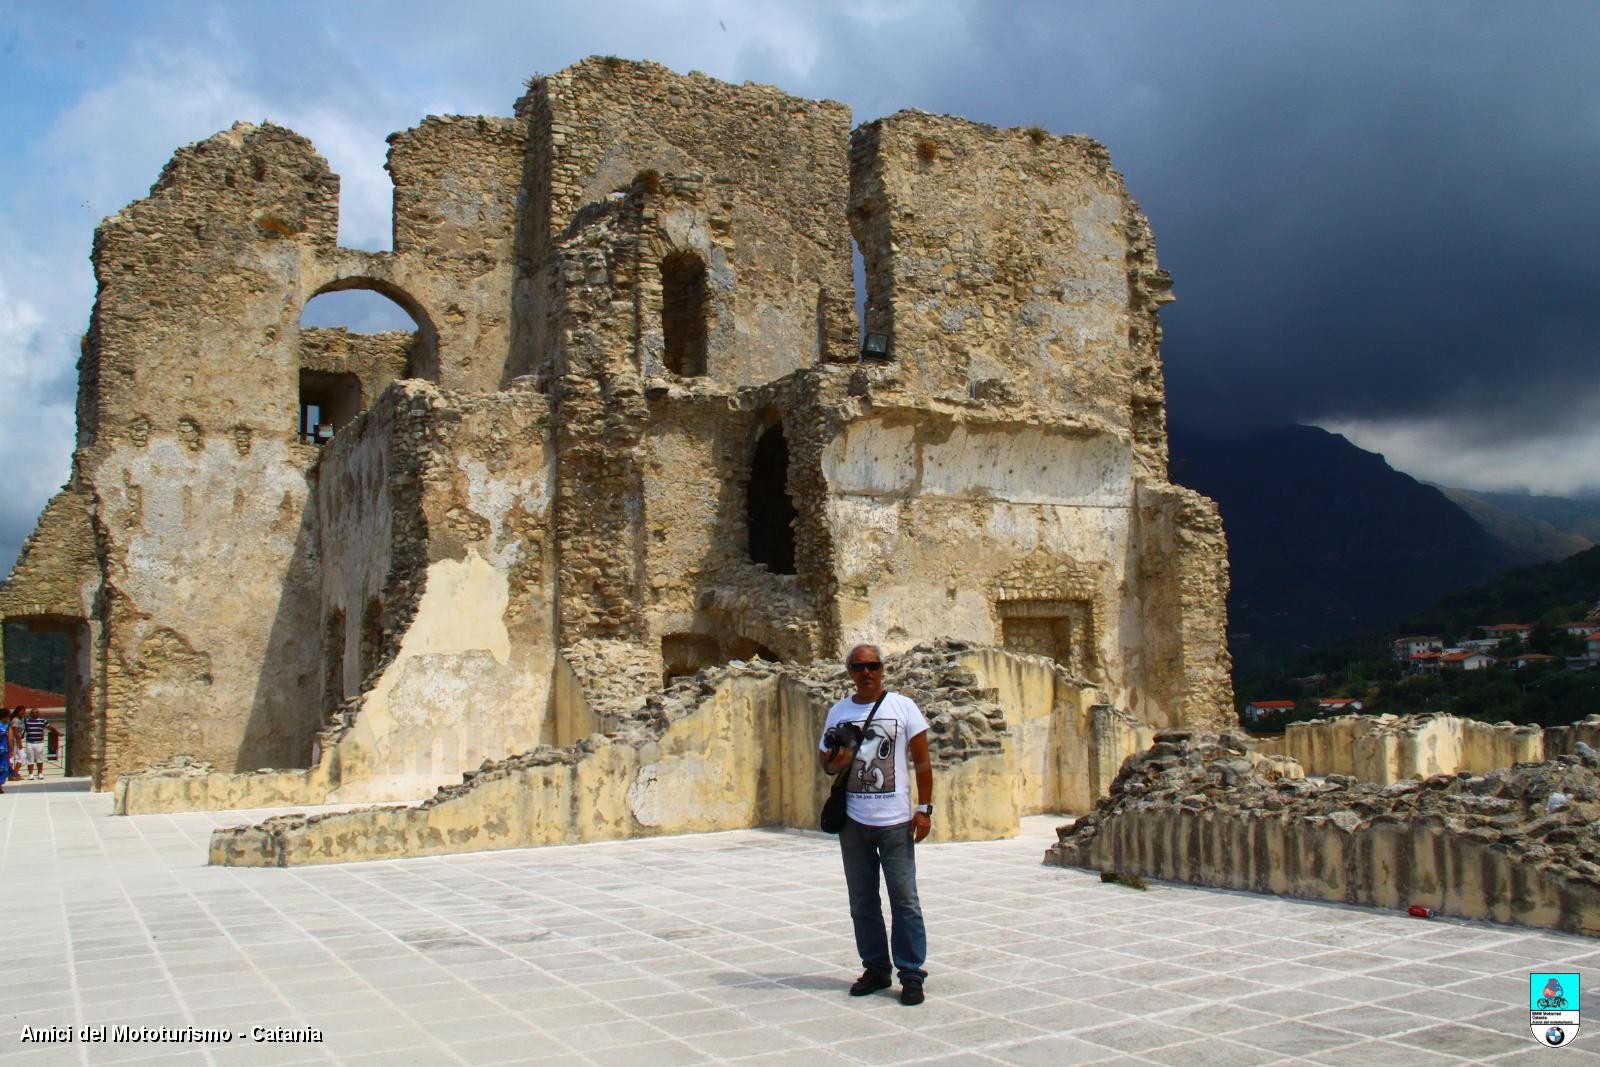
[820,691,888,834]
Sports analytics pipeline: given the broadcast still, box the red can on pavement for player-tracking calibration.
[1407,904,1434,918]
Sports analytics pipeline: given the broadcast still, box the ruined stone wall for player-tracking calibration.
[1130,482,1233,730]
[204,645,1129,865]
[82,124,335,784]
[514,57,855,387]
[0,490,99,624]
[118,380,556,811]
[1049,732,1600,936]
[848,112,1172,469]
[1255,713,1545,784]
[822,393,1131,662]
[382,115,525,390]
[841,110,1229,728]
[30,56,1233,802]
[1546,716,1600,758]
[316,381,555,803]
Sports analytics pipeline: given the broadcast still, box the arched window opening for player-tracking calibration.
[300,289,417,333]
[661,633,721,686]
[299,370,361,445]
[660,251,708,377]
[299,282,438,441]
[747,423,797,575]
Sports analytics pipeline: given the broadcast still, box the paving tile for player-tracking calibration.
[988,1034,1125,1066]
[1303,1040,1469,1066]
[1390,1021,1529,1059]
[1148,1003,1280,1036]
[11,796,1595,1067]
[1300,1003,1434,1039]
[1140,1037,1283,1067]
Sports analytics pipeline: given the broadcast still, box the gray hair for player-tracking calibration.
[844,643,883,670]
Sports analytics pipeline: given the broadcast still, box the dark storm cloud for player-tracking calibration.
[785,2,1600,444]
[7,2,1600,575]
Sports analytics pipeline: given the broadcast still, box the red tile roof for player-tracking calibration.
[3,681,65,709]
[1247,700,1297,709]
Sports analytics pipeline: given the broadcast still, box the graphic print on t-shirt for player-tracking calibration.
[847,718,897,796]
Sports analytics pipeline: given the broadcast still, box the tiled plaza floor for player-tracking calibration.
[0,783,1594,1065]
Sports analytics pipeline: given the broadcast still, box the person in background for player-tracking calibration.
[21,708,48,780]
[0,709,11,792]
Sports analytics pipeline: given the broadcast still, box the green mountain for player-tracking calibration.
[2,623,68,693]
[1432,485,1595,566]
[1401,543,1600,638]
[1168,423,1508,672]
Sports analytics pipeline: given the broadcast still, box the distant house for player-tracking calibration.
[1586,633,1600,669]
[1411,650,1445,674]
[1481,623,1532,642]
[1440,649,1495,671]
[1457,638,1501,654]
[1393,635,1443,661]
[1507,653,1559,669]
[1565,621,1600,638]
[1316,697,1364,713]
[1242,700,1297,724]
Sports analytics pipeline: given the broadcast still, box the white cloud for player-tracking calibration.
[1323,405,1600,496]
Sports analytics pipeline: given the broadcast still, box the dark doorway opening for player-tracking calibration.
[299,370,361,445]
[661,251,708,377]
[748,424,797,574]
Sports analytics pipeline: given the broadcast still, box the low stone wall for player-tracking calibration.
[206,643,1155,866]
[1047,731,1600,936]
[1547,715,1600,758]
[1254,713,1543,784]
[116,758,328,815]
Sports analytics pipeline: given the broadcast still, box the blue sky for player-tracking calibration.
[3,1,1599,571]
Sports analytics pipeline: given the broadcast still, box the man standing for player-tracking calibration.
[21,708,48,780]
[819,644,933,1006]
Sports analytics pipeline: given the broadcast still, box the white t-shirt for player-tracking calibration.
[818,691,930,826]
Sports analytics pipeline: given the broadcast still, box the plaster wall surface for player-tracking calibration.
[1257,714,1545,784]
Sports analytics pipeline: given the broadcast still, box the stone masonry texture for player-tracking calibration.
[3,57,1233,865]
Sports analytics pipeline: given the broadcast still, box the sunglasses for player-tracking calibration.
[847,661,883,672]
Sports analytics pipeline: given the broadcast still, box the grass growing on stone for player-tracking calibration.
[1100,870,1149,890]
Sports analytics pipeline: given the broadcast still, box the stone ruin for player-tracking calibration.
[1049,717,1600,935]
[0,56,1233,864]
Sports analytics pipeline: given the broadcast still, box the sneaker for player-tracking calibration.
[849,970,892,997]
[900,976,925,1006]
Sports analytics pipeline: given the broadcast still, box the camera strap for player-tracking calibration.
[832,690,890,786]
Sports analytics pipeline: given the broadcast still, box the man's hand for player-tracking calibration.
[911,811,931,842]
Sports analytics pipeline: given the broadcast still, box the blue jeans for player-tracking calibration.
[840,817,926,981]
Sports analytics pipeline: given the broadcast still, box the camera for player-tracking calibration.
[823,722,864,752]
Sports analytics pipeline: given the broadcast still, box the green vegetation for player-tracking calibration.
[1402,544,1600,637]
[1238,545,1600,731]
[3,623,68,692]
[1099,871,1148,890]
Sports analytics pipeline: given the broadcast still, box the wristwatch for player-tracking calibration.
[915,804,933,816]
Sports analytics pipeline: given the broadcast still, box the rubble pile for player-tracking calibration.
[1048,730,1600,935]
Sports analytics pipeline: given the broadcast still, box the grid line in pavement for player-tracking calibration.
[0,786,1591,1065]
